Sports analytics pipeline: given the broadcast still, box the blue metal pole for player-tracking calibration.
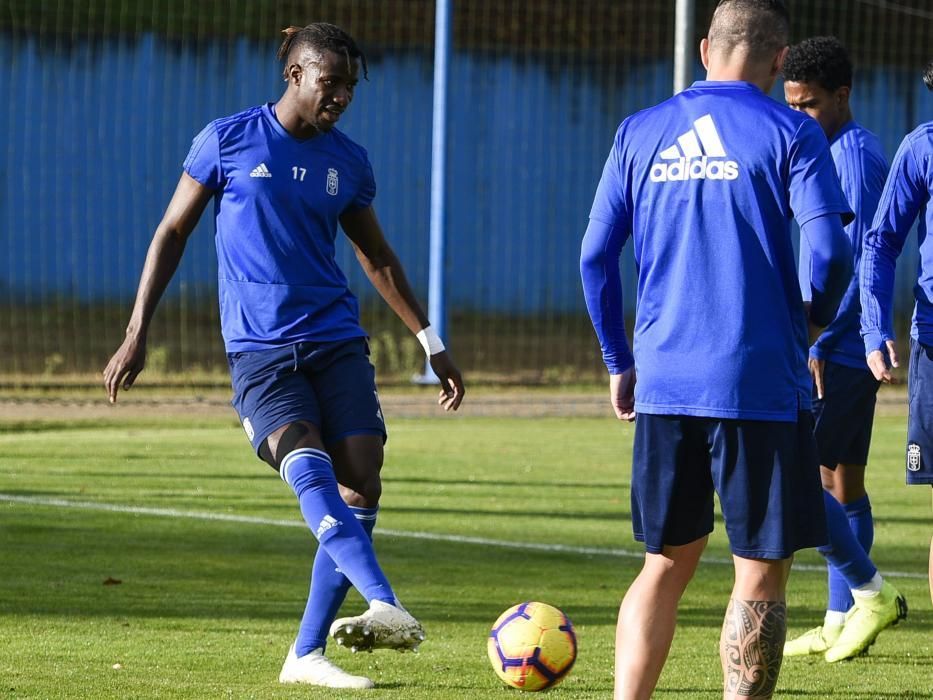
[418,0,451,383]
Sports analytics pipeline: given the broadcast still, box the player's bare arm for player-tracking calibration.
[103,172,214,402]
[340,205,464,411]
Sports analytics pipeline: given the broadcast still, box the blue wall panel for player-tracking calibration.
[0,35,925,318]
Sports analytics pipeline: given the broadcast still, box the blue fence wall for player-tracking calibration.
[1,34,926,317]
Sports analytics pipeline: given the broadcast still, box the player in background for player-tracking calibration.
[102,23,464,690]
[860,61,933,606]
[581,2,853,697]
[782,36,907,663]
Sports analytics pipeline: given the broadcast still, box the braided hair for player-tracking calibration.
[924,61,933,91]
[277,23,369,81]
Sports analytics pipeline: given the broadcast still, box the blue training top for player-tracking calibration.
[582,80,852,422]
[184,103,376,352]
[861,121,933,351]
[801,120,888,369]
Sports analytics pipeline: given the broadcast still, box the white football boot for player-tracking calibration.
[278,644,374,689]
[330,599,425,653]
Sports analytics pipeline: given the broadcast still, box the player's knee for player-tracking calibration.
[645,545,704,589]
[339,475,382,507]
[732,557,792,599]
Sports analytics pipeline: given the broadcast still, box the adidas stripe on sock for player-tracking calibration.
[281,448,394,606]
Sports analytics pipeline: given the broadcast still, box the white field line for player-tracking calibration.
[0,493,926,580]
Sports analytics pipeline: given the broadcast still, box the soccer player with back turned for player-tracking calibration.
[581,2,853,698]
[103,23,465,690]
[782,36,906,662]
[860,61,933,607]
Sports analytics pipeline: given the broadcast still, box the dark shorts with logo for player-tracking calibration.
[907,338,933,485]
[631,412,827,559]
[227,338,386,458]
[811,360,880,468]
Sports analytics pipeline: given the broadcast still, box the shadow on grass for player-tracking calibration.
[662,689,933,698]
[38,469,273,480]
[385,475,630,490]
[385,504,627,521]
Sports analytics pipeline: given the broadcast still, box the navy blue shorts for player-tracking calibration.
[228,338,386,457]
[907,339,933,485]
[811,360,880,468]
[631,412,827,559]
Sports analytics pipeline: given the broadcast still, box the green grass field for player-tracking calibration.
[1,409,931,698]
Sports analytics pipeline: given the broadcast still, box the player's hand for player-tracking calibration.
[609,367,636,422]
[103,333,147,403]
[866,340,899,384]
[809,357,826,399]
[430,351,465,411]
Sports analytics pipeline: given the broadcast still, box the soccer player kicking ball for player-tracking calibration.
[782,36,907,662]
[103,23,464,690]
[581,2,854,698]
[860,62,933,608]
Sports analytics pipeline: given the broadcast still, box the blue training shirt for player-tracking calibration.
[801,121,887,369]
[184,103,376,352]
[861,121,933,351]
[582,80,852,421]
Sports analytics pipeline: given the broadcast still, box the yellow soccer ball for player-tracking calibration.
[487,601,577,691]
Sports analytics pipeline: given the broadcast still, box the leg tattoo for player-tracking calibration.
[720,599,786,699]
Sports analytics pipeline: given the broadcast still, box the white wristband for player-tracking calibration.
[416,326,446,356]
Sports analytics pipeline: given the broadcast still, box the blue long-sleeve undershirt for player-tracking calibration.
[580,218,632,374]
[802,213,855,328]
[860,126,932,352]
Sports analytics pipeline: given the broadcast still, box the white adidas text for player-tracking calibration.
[650,156,739,182]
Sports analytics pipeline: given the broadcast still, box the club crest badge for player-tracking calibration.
[326,168,339,196]
[907,443,922,472]
[243,417,255,442]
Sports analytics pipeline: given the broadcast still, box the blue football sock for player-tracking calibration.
[844,495,874,555]
[295,506,378,656]
[817,490,877,596]
[826,558,852,613]
[826,494,874,613]
[281,448,394,616]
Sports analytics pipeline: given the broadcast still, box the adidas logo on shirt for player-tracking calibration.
[315,514,342,538]
[650,114,739,183]
[249,163,272,178]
